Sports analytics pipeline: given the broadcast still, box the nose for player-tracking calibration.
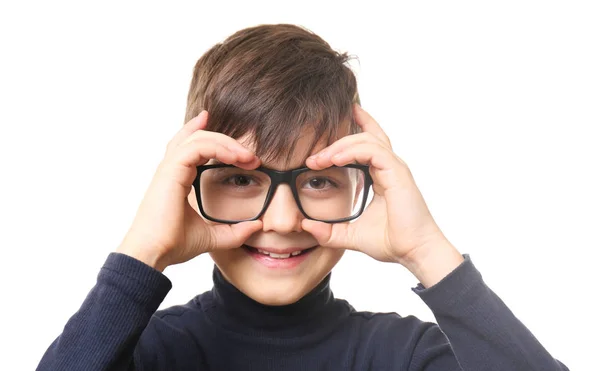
[261,184,304,233]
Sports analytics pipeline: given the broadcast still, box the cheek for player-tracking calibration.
[209,249,247,272]
[324,247,345,268]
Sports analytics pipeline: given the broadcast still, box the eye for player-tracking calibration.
[306,177,336,190]
[224,175,255,187]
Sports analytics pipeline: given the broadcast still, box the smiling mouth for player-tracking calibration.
[242,244,318,259]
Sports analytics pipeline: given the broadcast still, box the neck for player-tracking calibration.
[205,265,350,338]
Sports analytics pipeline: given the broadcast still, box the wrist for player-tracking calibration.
[116,241,169,273]
[400,239,464,289]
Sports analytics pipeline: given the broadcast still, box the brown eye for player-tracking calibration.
[235,176,250,186]
[225,175,254,187]
[305,177,339,191]
[309,178,328,189]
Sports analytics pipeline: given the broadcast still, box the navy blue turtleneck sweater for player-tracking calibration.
[37,253,568,370]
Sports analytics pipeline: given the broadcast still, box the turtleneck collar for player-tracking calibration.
[203,264,350,338]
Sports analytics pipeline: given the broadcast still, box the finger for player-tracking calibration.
[166,111,208,154]
[160,142,238,188]
[162,137,260,189]
[330,143,411,192]
[209,220,263,250]
[353,104,392,148]
[302,219,358,251]
[306,132,380,170]
[175,139,260,170]
[332,142,405,170]
[180,130,258,161]
[312,141,397,171]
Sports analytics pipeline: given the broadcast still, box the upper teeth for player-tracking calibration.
[258,249,303,258]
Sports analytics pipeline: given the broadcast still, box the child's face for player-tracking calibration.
[189,128,350,306]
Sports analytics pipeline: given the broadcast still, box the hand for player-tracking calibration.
[303,105,463,284]
[117,111,263,272]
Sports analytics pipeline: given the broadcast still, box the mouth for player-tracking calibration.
[242,244,318,258]
[242,244,319,269]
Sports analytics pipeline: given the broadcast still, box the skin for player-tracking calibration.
[117,105,464,309]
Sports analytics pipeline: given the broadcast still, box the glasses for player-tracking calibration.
[193,164,373,224]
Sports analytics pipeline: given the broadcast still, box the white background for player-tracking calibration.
[1,1,598,370]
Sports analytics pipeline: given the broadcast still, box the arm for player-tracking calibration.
[407,244,569,371]
[36,253,172,371]
[36,112,263,370]
[303,104,568,370]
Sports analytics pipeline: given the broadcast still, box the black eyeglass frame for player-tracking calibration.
[193,163,373,224]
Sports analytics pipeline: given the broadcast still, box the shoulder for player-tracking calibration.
[348,307,441,343]
[333,297,438,336]
[151,292,208,327]
[134,294,210,368]
[343,302,451,352]
[139,291,212,344]
[335,306,451,369]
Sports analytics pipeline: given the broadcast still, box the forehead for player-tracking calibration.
[238,121,352,170]
[237,131,328,171]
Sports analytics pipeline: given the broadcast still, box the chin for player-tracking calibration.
[209,246,345,306]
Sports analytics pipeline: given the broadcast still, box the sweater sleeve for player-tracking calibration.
[36,252,172,371]
[409,254,569,371]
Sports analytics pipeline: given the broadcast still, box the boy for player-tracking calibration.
[37,24,568,370]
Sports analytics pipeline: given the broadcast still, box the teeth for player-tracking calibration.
[257,249,303,258]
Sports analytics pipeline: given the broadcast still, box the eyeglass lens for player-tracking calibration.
[198,167,366,222]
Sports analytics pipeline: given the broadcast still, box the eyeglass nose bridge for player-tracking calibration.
[268,168,296,186]
[258,169,301,215]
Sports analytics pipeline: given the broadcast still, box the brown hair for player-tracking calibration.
[184,24,361,165]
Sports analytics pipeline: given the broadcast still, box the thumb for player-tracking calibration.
[209,220,263,250]
[302,219,355,251]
